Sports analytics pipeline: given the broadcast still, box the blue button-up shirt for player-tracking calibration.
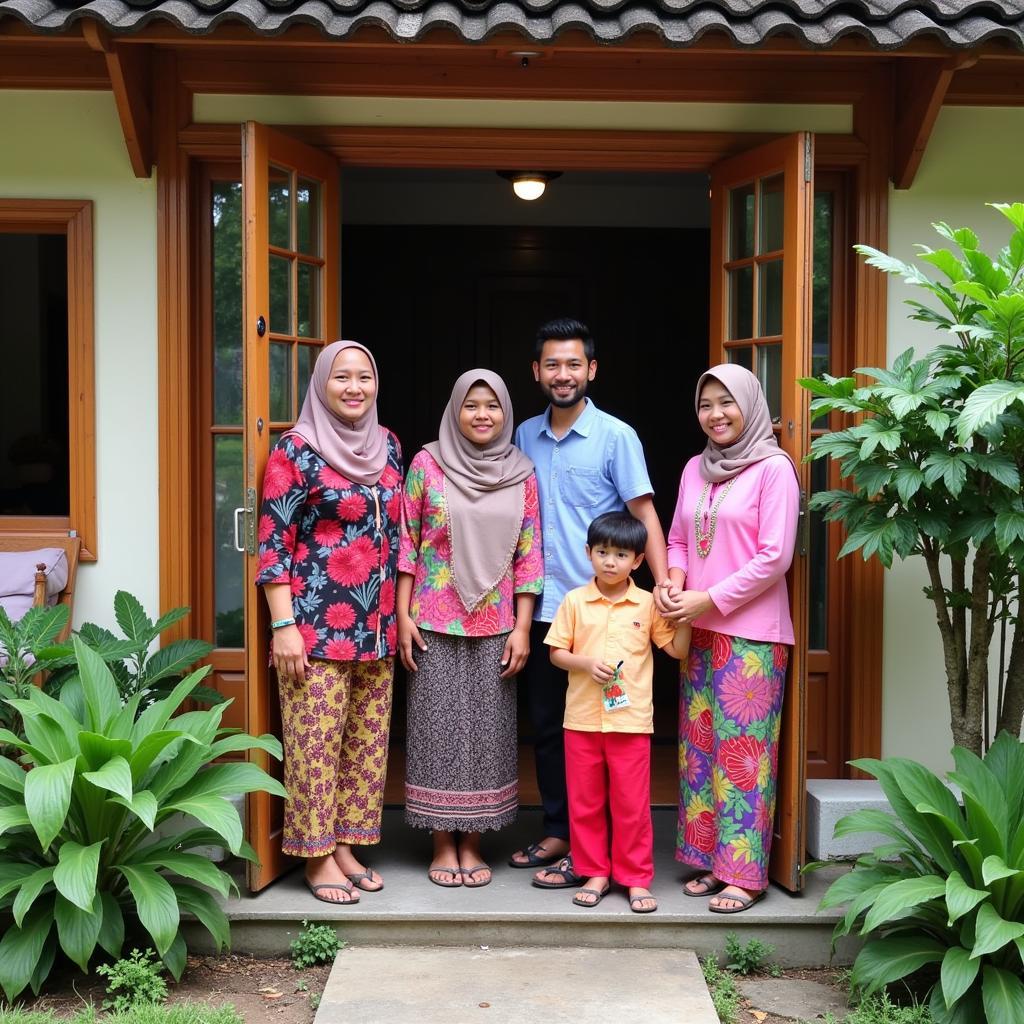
[515,399,654,622]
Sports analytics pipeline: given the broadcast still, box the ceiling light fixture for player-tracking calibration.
[497,170,563,201]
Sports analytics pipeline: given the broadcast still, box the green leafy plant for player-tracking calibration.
[723,932,777,976]
[96,948,169,1011]
[819,731,1024,1024]
[289,920,343,970]
[45,592,219,710]
[802,202,1024,754]
[0,635,288,1002]
[0,605,70,748]
[0,1006,244,1024]
[700,953,742,1024]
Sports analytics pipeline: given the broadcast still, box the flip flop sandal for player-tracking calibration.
[305,879,360,905]
[684,874,726,897]
[345,869,384,892]
[572,885,610,908]
[427,866,463,888]
[460,865,492,888]
[531,855,583,889]
[507,841,566,869]
[708,889,767,914]
[629,894,659,914]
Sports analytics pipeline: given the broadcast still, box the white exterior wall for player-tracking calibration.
[884,107,1024,771]
[0,91,159,629]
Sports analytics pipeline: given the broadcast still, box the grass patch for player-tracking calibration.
[0,1004,243,1024]
[811,991,933,1024]
[701,954,742,1024]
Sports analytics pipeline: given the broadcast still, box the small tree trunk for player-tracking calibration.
[963,545,994,755]
[997,588,1024,738]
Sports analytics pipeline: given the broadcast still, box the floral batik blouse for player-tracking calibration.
[398,449,543,637]
[255,432,403,661]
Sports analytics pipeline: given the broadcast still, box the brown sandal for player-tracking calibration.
[684,874,725,897]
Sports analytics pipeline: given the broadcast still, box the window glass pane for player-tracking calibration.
[296,178,320,257]
[727,346,753,370]
[298,343,319,409]
[212,181,243,425]
[812,191,835,429]
[809,457,828,650]
[729,184,755,260]
[269,342,293,423]
[268,166,291,250]
[758,258,783,337]
[0,233,69,516]
[757,342,783,423]
[213,433,244,648]
[269,254,292,336]
[759,174,784,253]
[728,265,753,340]
[297,261,320,339]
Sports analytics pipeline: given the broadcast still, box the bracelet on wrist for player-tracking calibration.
[271,617,296,630]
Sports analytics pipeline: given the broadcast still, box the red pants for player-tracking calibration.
[564,729,654,887]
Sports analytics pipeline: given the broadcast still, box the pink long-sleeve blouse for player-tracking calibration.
[666,453,799,644]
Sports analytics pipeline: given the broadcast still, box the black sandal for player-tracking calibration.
[508,840,567,869]
[531,855,583,889]
[683,873,726,897]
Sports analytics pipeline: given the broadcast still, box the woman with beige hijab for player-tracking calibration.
[397,369,543,888]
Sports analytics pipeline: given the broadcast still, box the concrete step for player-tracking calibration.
[187,809,857,966]
[313,946,719,1024]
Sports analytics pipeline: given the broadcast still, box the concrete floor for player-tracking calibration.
[193,808,856,966]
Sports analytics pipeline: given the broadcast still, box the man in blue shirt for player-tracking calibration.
[509,317,669,885]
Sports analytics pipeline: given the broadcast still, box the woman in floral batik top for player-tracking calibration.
[662,364,799,914]
[397,368,542,889]
[256,340,402,907]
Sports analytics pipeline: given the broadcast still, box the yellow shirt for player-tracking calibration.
[544,577,679,734]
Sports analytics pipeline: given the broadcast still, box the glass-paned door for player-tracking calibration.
[242,122,339,891]
[709,133,814,893]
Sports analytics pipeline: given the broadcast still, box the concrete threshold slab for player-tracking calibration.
[313,945,718,1024]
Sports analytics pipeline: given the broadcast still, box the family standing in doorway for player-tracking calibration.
[257,321,798,914]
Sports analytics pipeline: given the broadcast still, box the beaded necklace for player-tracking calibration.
[694,478,736,558]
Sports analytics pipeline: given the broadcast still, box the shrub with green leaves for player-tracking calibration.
[96,948,168,1012]
[0,635,288,1002]
[723,932,777,976]
[802,202,1024,754]
[289,920,343,970]
[819,731,1024,1024]
[700,953,741,1024]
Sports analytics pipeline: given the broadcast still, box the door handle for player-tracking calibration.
[233,507,246,553]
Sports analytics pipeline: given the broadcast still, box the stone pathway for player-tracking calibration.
[313,945,718,1024]
[739,976,850,1021]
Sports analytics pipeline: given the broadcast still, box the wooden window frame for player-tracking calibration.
[0,198,97,560]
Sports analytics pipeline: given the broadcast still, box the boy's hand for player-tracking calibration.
[655,580,687,621]
[588,659,616,684]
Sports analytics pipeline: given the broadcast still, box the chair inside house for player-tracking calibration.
[0,534,81,642]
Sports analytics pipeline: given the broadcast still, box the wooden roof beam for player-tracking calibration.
[892,53,977,190]
[82,21,153,178]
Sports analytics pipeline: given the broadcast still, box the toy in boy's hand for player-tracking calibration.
[602,660,630,711]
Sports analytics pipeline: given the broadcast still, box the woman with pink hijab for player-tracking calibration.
[256,341,404,906]
[662,364,799,914]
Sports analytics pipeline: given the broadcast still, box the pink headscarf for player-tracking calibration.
[695,363,796,483]
[424,369,535,612]
[286,341,389,486]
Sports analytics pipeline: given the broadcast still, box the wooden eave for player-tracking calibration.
[1,21,1023,185]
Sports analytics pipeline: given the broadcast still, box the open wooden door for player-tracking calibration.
[709,133,813,892]
[241,122,340,891]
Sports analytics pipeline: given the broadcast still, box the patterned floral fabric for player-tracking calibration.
[676,627,788,890]
[256,433,403,661]
[398,449,543,636]
[278,656,394,857]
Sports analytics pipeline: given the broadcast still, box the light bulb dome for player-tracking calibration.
[512,176,546,201]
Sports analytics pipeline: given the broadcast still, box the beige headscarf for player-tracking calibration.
[287,341,389,487]
[696,364,796,483]
[424,369,535,612]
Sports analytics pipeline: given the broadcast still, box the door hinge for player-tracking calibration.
[798,488,810,557]
[804,134,813,182]
[244,486,257,555]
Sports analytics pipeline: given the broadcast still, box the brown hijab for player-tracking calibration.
[287,340,389,486]
[425,369,535,612]
[696,364,796,483]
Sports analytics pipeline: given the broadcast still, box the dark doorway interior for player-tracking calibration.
[342,194,710,803]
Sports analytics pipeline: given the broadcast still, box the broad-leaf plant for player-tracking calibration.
[802,202,1024,754]
[0,636,287,1003]
[820,732,1024,1024]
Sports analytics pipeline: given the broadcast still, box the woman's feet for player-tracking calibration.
[305,852,359,904]
[628,887,657,913]
[332,844,384,892]
[457,831,492,887]
[683,873,725,897]
[429,831,462,887]
[572,876,610,907]
[684,873,765,913]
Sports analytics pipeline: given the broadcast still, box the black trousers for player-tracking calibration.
[523,618,570,840]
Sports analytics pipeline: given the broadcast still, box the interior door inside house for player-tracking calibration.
[206,127,834,891]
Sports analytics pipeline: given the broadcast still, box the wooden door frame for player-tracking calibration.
[158,55,887,781]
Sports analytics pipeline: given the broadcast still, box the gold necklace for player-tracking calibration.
[694,478,736,558]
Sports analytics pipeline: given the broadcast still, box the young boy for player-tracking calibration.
[544,511,690,913]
